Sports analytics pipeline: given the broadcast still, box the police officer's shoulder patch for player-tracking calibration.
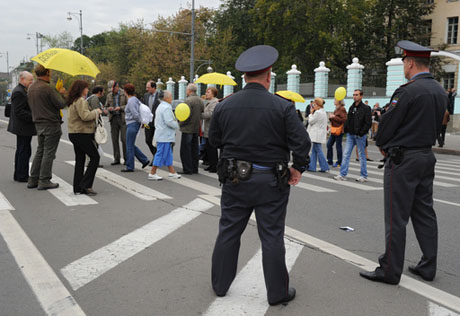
[391,98,399,107]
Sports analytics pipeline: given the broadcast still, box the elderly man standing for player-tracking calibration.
[7,71,35,182]
[143,80,160,162]
[179,83,204,174]
[105,80,127,165]
[27,65,66,190]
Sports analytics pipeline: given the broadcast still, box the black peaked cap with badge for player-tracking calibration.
[396,40,437,58]
[235,45,279,75]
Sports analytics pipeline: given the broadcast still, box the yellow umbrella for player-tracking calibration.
[275,90,306,103]
[195,72,237,86]
[31,48,100,78]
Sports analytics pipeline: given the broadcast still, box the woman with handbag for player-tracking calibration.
[327,99,347,167]
[67,80,103,195]
[307,98,329,172]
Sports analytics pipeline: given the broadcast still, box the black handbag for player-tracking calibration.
[4,102,11,117]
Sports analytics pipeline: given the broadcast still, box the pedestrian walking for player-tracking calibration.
[7,71,36,183]
[333,89,372,182]
[326,99,347,168]
[105,80,127,166]
[27,64,66,190]
[307,97,329,172]
[179,84,204,174]
[67,80,102,195]
[121,84,150,172]
[437,109,450,148]
[359,40,447,285]
[209,45,311,306]
[148,90,181,181]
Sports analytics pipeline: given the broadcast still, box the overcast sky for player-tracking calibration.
[0,0,222,72]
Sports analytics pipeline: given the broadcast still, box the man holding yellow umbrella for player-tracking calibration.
[27,64,67,190]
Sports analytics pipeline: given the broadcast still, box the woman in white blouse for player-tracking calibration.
[307,98,329,172]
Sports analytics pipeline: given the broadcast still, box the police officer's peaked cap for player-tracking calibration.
[235,45,279,75]
[397,40,437,58]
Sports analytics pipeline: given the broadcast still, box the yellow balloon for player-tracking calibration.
[175,103,191,121]
[334,87,347,101]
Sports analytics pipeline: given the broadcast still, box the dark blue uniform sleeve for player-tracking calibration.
[284,103,311,171]
[375,88,410,148]
[12,90,33,122]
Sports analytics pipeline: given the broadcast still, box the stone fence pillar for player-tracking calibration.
[314,61,330,98]
[346,57,364,97]
[385,58,407,97]
[286,64,301,93]
[166,77,175,99]
[224,71,235,97]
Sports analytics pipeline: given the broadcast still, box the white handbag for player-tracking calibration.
[94,116,108,144]
[139,102,153,125]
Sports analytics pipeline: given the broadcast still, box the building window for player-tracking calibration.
[422,19,432,46]
[447,17,458,44]
[443,72,455,90]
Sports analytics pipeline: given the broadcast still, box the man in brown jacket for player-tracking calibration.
[179,83,204,174]
[27,64,66,190]
[105,81,127,165]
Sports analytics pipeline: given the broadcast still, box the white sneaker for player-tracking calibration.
[333,175,346,181]
[355,177,367,182]
[148,173,163,181]
[168,173,181,179]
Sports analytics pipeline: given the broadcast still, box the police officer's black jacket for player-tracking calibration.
[376,73,447,151]
[208,82,311,171]
[7,83,37,136]
[344,101,372,137]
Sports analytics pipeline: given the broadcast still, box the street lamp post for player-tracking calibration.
[195,60,213,76]
[67,10,83,54]
[27,32,45,55]
[0,51,10,89]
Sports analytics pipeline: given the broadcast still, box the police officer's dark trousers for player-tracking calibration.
[377,148,438,283]
[212,171,291,304]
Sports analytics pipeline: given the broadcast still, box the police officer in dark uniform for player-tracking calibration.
[359,41,447,285]
[208,45,311,305]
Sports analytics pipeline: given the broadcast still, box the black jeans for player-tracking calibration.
[14,135,33,181]
[437,125,447,147]
[69,133,100,193]
[144,123,157,159]
[180,133,199,173]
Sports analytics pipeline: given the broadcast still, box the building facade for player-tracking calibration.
[425,0,460,90]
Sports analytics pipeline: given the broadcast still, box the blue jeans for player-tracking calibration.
[126,122,148,170]
[308,143,330,172]
[340,134,367,178]
[326,134,343,165]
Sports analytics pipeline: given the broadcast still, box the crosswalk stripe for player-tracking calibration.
[348,162,458,187]
[203,239,303,316]
[28,163,98,206]
[329,169,383,184]
[302,172,381,191]
[0,191,15,211]
[47,173,98,206]
[65,161,172,201]
[434,198,460,208]
[0,209,86,316]
[428,302,460,316]
[60,198,214,291]
[171,161,336,193]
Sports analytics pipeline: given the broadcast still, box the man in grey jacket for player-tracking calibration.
[179,84,204,174]
[27,64,66,190]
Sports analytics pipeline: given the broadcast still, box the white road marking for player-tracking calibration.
[60,198,214,291]
[0,191,15,211]
[428,301,460,316]
[65,161,171,201]
[348,162,458,187]
[0,210,86,316]
[284,226,460,313]
[28,163,97,206]
[203,239,303,316]
[302,172,382,191]
[434,198,460,208]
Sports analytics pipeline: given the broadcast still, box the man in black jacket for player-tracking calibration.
[334,89,371,182]
[7,71,36,182]
[144,80,160,163]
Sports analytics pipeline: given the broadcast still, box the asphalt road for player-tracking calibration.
[0,111,459,316]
